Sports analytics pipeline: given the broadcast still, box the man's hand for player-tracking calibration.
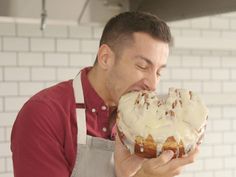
[114,134,199,177]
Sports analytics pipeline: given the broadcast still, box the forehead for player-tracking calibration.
[125,32,169,65]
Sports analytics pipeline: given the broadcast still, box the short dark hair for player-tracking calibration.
[94,11,172,64]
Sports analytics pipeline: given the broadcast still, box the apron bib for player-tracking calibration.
[70,72,116,177]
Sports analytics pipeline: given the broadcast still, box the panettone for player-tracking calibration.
[117,88,208,158]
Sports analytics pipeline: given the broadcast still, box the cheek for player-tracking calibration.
[121,68,142,85]
[108,69,132,93]
[108,64,145,94]
[121,70,145,92]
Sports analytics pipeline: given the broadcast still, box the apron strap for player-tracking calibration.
[73,72,87,145]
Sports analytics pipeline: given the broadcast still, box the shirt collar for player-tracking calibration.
[81,67,108,112]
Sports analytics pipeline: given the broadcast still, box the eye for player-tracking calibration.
[136,64,148,70]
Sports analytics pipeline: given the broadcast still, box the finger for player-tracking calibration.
[123,154,146,176]
[114,134,147,173]
[114,134,131,161]
[137,150,174,176]
[181,145,200,163]
[147,150,174,168]
[165,146,200,171]
[172,166,184,176]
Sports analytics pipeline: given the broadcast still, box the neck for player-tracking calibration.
[88,66,116,107]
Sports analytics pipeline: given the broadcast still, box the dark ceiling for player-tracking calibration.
[130,0,236,21]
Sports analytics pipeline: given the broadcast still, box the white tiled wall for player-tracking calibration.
[0,12,236,177]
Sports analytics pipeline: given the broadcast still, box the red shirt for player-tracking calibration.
[11,67,116,177]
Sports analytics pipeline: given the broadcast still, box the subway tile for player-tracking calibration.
[57,39,80,52]
[43,25,68,38]
[203,82,221,93]
[6,157,13,172]
[193,171,213,177]
[19,82,44,96]
[223,82,236,93]
[174,37,236,50]
[18,52,43,66]
[56,68,80,81]
[0,97,3,112]
[17,23,43,37]
[202,93,236,105]
[92,26,103,39]
[44,53,69,66]
[69,25,92,38]
[192,69,210,80]
[5,97,29,111]
[204,132,223,145]
[232,70,236,79]
[168,19,191,28]
[225,157,236,168]
[182,29,201,37]
[0,143,11,157]
[0,53,17,66]
[221,56,236,68]
[222,31,236,39]
[212,69,230,80]
[4,67,30,81]
[0,82,18,96]
[214,170,234,177]
[3,37,29,51]
[204,158,224,170]
[81,40,99,53]
[171,68,191,80]
[231,19,236,29]
[183,82,202,93]
[0,67,3,81]
[0,128,4,142]
[191,17,210,29]
[0,113,17,126]
[223,132,236,143]
[212,119,231,131]
[0,158,5,172]
[0,23,16,36]
[31,38,55,52]
[202,56,221,68]
[0,173,14,177]
[31,68,56,81]
[213,144,232,156]
[201,30,221,38]
[211,17,229,29]
[69,53,93,66]
[198,145,213,158]
[6,127,12,142]
[167,55,182,67]
[184,159,203,172]
[160,81,182,93]
[182,55,201,67]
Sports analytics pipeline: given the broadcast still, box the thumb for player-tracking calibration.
[160,150,175,162]
[149,150,174,168]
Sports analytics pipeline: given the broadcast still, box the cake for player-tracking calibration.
[117,88,208,158]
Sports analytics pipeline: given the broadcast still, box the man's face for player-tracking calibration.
[105,32,169,104]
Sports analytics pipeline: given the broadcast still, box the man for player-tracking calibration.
[11,11,198,177]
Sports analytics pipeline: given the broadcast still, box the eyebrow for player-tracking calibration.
[134,55,167,69]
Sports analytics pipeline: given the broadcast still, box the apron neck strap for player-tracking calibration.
[73,72,87,145]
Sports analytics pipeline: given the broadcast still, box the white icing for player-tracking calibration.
[117,88,208,156]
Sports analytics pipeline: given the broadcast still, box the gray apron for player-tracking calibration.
[70,72,116,177]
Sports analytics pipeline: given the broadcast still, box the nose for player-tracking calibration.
[143,72,159,91]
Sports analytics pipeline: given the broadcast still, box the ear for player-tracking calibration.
[97,44,115,70]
